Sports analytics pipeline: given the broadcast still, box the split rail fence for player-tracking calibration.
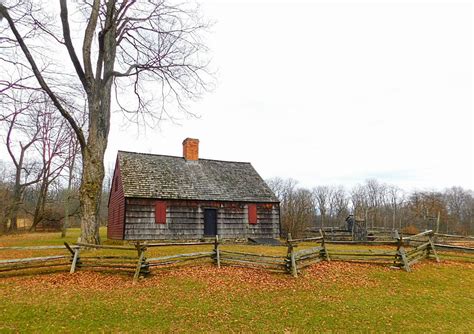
[393,230,439,272]
[285,233,330,277]
[1,230,473,279]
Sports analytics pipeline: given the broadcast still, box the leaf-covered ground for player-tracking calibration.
[1,229,473,333]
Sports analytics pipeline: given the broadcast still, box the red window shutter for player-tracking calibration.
[248,204,257,224]
[155,201,167,224]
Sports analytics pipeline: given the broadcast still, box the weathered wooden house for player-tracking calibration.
[107,138,280,240]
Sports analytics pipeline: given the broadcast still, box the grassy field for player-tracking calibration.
[1,229,473,333]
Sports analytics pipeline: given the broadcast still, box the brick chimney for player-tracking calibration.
[182,138,199,161]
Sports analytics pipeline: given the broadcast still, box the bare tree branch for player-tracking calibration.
[0,4,86,150]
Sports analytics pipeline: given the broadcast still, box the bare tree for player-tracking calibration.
[364,179,387,228]
[0,92,42,232]
[0,161,13,233]
[350,184,368,221]
[30,106,72,231]
[386,185,403,230]
[444,187,473,234]
[267,178,315,237]
[0,1,212,243]
[329,185,349,225]
[313,186,331,229]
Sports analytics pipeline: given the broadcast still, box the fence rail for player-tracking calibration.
[434,244,474,254]
[0,243,75,273]
[148,251,214,267]
[219,250,287,272]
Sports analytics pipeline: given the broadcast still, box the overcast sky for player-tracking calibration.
[2,0,473,191]
[106,0,473,191]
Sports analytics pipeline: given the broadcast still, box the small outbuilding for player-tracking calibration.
[107,138,280,240]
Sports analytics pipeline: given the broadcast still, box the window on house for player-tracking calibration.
[248,204,257,224]
[155,201,167,224]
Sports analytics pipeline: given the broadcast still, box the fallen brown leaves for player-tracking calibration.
[146,261,380,294]
[2,259,471,297]
[0,261,385,295]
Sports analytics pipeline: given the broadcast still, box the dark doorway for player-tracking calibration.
[204,209,217,236]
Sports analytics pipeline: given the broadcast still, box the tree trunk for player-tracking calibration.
[10,212,18,232]
[8,186,22,232]
[79,144,106,244]
[77,1,116,244]
[61,195,69,238]
[30,176,49,232]
[62,159,74,238]
[0,218,7,234]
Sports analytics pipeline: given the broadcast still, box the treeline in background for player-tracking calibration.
[267,178,473,238]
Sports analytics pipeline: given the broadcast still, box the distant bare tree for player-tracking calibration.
[313,186,331,228]
[0,162,13,233]
[386,185,404,230]
[350,184,368,221]
[364,179,387,228]
[328,186,349,225]
[267,178,315,237]
[444,187,473,234]
[0,92,42,232]
[30,106,72,231]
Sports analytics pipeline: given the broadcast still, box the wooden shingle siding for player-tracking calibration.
[247,205,280,238]
[123,199,280,240]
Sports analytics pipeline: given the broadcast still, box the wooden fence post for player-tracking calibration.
[133,243,146,282]
[427,232,440,263]
[70,247,80,274]
[319,229,330,261]
[64,242,75,256]
[286,233,298,277]
[290,250,297,278]
[214,235,221,268]
[394,230,410,272]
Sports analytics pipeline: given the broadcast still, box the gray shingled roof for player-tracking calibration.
[117,151,279,203]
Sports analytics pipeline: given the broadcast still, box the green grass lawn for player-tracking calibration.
[1,229,473,333]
